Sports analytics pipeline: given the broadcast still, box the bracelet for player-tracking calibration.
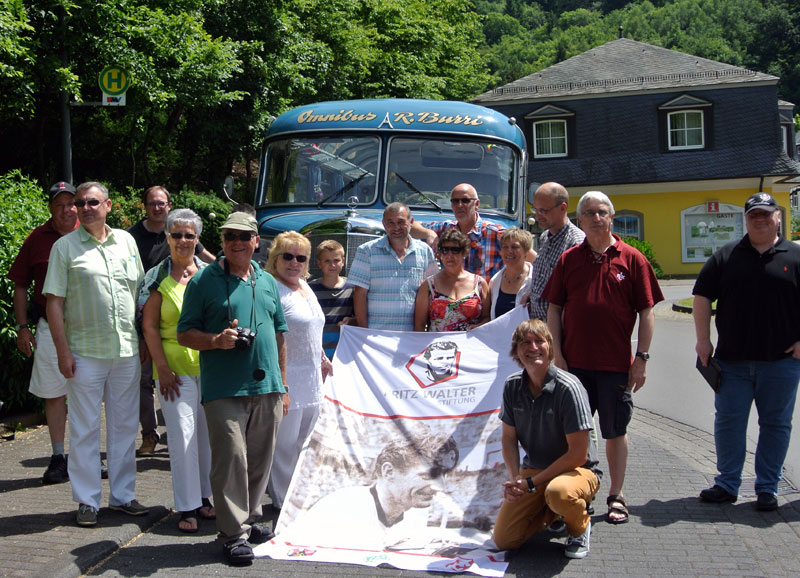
[283,384,290,393]
[15,323,30,331]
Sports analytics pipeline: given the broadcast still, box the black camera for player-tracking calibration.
[234,327,256,351]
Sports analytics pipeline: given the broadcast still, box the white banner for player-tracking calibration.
[255,307,529,576]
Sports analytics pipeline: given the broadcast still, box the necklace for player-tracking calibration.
[503,267,526,283]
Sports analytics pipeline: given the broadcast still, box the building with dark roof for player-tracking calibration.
[473,38,800,275]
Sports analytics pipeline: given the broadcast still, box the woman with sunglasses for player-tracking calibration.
[414,228,490,332]
[140,208,215,533]
[264,231,332,510]
[489,227,534,319]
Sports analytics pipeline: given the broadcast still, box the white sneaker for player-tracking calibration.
[564,520,590,559]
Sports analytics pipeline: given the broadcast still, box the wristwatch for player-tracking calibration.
[635,351,650,361]
[15,323,30,331]
[525,476,536,493]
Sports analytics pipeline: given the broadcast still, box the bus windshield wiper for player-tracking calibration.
[393,172,442,212]
[317,171,369,208]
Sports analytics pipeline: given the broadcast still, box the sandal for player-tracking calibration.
[606,494,629,524]
[197,497,216,520]
[178,510,198,534]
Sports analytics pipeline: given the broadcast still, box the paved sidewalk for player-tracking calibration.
[1,407,799,577]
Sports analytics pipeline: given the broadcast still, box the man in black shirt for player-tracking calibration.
[694,192,800,511]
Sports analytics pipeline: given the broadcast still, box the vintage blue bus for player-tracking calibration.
[253,98,527,273]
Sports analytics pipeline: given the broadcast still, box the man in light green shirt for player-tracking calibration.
[43,182,147,528]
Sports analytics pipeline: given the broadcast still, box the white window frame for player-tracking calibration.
[668,110,704,150]
[533,119,568,158]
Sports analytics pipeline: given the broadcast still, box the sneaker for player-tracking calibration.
[43,454,69,485]
[699,485,737,503]
[223,538,254,566]
[756,492,778,511]
[137,432,159,457]
[100,458,108,480]
[77,503,98,527]
[109,499,150,516]
[547,519,567,534]
[564,520,590,559]
[249,523,275,544]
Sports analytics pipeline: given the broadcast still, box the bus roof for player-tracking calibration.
[266,99,526,150]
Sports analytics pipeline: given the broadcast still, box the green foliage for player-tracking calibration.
[171,189,232,254]
[620,236,664,278]
[0,170,49,414]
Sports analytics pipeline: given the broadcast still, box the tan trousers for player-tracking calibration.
[204,393,283,543]
[493,467,599,550]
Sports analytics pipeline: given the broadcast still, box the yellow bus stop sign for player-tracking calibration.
[98,65,131,97]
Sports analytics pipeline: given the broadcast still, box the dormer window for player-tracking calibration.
[659,94,712,152]
[525,105,574,159]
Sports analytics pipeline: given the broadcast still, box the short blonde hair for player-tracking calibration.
[500,227,533,253]
[265,231,312,278]
[316,239,345,260]
[509,319,554,367]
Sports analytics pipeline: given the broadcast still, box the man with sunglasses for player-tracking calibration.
[411,183,508,282]
[528,182,585,321]
[43,182,148,527]
[128,186,215,457]
[178,211,288,566]
[349,203,437,331]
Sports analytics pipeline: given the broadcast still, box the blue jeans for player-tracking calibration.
[714,357,800,495]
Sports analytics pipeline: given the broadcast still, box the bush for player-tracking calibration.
[0,171,50,415]
[620,236,663,278]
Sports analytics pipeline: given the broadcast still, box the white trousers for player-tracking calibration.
[67,355,140,510]
[267,404,320,509]
[156,374,212,512]
[29,318,68,399]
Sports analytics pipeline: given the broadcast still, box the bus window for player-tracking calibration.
[384,137,516,214]
[262,136,380,205]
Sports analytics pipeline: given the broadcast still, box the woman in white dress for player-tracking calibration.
[265,231,332,510]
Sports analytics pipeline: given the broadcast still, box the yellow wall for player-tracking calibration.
[528,179,792,277]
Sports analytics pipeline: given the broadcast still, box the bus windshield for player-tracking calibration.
[262,136,380,205]
[385,137,517,213]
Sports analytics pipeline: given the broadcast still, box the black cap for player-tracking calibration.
[48,181,76,202]
[744,192,778,213]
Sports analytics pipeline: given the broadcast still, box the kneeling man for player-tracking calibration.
[493,319,601,559]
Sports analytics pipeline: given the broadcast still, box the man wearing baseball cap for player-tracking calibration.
[178,212,288,566]
[7,181,78,484]
[694,192,800,511]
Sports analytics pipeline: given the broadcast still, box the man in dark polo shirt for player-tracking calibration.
[543,190,663,525]
[694,192,800,511]
[492,319,600,559]
[7,181,78,484]
[128,185,214,456]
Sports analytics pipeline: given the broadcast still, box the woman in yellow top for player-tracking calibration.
[141,208,214,533]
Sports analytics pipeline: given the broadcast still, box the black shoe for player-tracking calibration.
[756,492,778,511]
[223,539,254,566]
[699,485,737,503]
[100,458,108,480]
[43,454,69,485]
[248,523,275,544]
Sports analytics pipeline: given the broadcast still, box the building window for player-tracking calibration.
[668,111,704,150]
[533,120,568,158]
[613,212,643,240]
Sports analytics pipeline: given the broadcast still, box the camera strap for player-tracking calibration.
[224,259,258,338]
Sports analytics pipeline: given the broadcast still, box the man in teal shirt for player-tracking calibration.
[178,212,288,566]
[44,182,147,527]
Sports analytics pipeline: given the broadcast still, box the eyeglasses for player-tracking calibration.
[438,246,463,255]
[146,201,169,208]
[74,199,103,208]
[169,232,196,240]
[582,209,610,218]
[223,231,255,242]
[533,204,563,215]
[281,253,308,263]
[450,198,478,205]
